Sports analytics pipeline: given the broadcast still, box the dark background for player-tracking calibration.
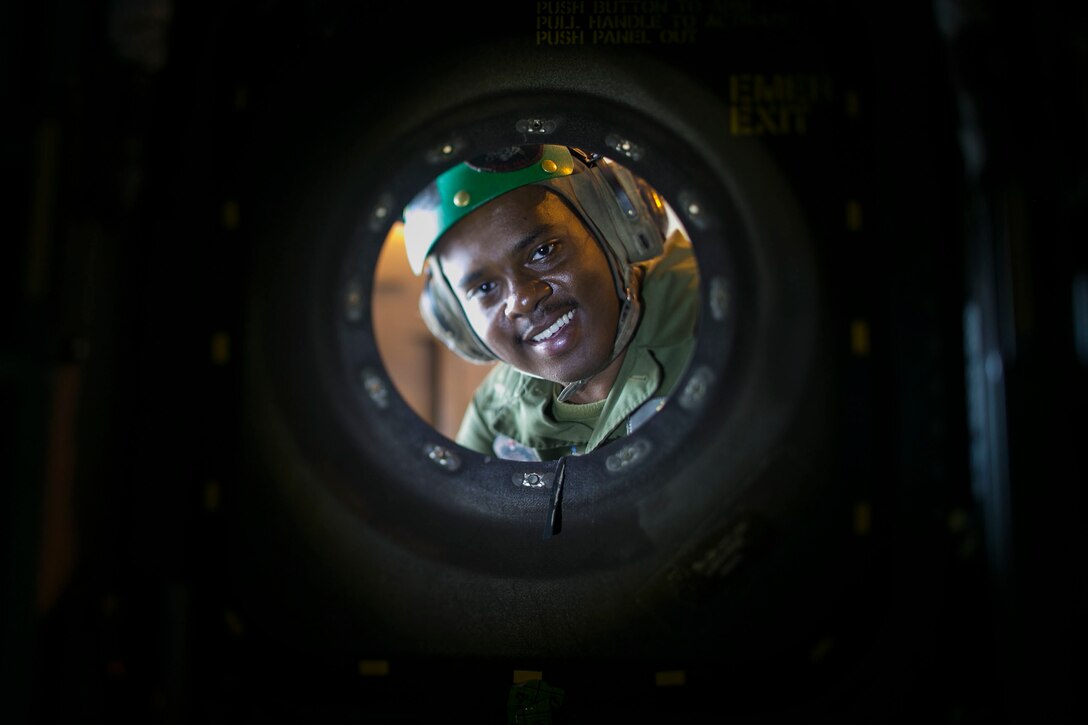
[3,0,1085,722]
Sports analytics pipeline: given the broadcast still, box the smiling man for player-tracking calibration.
[401,144,699,461]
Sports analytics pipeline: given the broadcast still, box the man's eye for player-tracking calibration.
[530,242,555,262]
[472,281,496,298]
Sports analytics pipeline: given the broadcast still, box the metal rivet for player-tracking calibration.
[709,276,729,322]
[425,444,461,471]
[360,368,389,409]
[367,194,396,231]
[605,133,642,160]
[345,280,364,323]
[678,366,714,411]
[605,438,650,473]
[515,118,556,135]
[453,190,471,207]
[426,139,464,164]
[512,471,553,488]
[677,192,708,230]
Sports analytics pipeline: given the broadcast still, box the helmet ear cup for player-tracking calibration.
[419,259,495,365]
[590,158,668,264]
[633,175,672,241]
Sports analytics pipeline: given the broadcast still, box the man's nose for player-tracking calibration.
[505,276,551,318]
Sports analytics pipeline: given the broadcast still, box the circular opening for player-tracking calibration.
[290,72,819,544]
[242,46,830,659]
[318,92,813,565]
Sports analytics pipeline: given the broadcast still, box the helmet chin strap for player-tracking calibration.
[554,279,643,403]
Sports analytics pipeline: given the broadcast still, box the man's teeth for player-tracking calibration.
[532,310,574,342]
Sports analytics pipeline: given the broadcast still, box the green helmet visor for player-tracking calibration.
[402,145,577,275]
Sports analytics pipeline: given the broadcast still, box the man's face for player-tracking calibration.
[435,185,621,385]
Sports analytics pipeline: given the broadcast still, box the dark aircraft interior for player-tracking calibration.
[3,1,1084,721]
